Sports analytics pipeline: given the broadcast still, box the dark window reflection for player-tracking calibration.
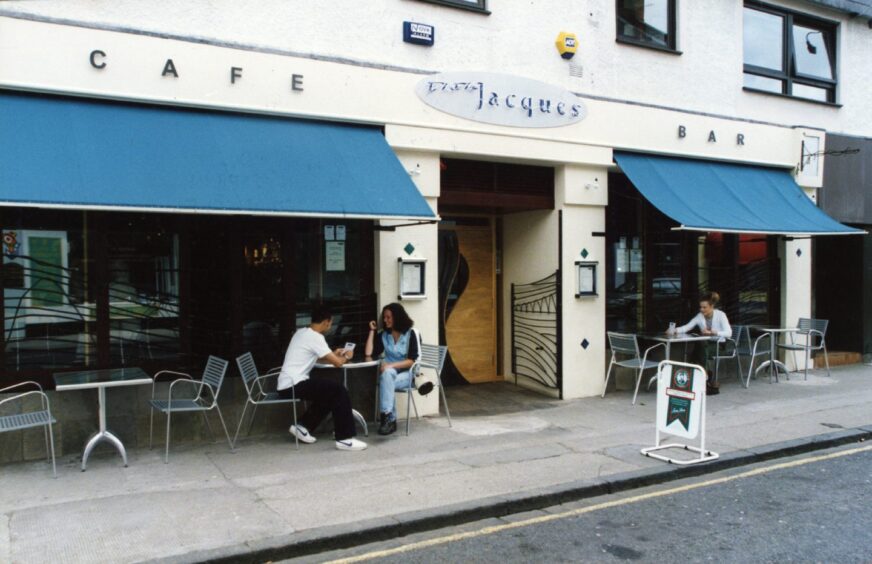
[743,5,836,103]
[106,214,180,366]
[3,212,95,372]
[616,0,674,49]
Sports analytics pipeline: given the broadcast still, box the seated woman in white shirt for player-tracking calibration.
[669,291,732,394]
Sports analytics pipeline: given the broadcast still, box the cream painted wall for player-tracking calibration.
[781,237,813,371]
[0,15,831,173]
[556,166,608,399]
[501,210,559,395]
[376,150,441,416]
[1,1,869,137]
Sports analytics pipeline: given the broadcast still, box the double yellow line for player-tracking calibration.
[327,444,872,563]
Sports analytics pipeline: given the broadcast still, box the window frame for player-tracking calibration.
[743,1,839,104]
[415,0,489,14]
[615,0,679,53]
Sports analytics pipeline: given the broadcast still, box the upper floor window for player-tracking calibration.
[416,0,488,13]
[616,0,677,51]
[743,3,837,103]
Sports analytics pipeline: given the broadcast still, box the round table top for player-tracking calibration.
[314,358,380,369]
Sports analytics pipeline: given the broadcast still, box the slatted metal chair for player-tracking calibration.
[603,332,665,405]
[735,325,772,386]
[402,343,452,436]
[149,355,233,463]
[710,325,743,386]
[0,381,57,477]
[233,352,301,448]
[778,318,831,380]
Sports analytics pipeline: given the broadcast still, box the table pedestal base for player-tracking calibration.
[351,409,368,437]
[82,430,127,471]
[80,386,127,471]
[755,360,789,382]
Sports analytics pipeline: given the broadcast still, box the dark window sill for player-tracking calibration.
[742,87,842,108]
[414,0,490,14]
[615,36,681,55]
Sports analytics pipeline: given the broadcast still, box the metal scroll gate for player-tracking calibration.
[511,270,562,396]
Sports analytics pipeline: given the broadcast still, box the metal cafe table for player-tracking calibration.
[749,325,794,382]
[637,331,717,389]
[53,367,152,471]
[314,358,380,437]
[637,331,716,360]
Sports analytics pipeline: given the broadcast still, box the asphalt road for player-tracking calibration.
[294,443,872,563]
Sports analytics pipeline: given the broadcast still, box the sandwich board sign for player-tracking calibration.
[641,360,719,465]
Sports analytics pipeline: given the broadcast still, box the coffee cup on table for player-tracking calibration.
[668,322,676,334]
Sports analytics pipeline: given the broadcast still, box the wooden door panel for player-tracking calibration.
[445,226,498,383]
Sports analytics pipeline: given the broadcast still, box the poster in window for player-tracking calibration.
[615,244,629,273]
[336,225,347,241]
[324,225,335,241]
[325,241,345,271]
[630,249,643,273]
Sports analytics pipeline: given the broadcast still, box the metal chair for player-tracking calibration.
[402,343,453,436]
[778,318,831,379]
[735,325,772,386]
[233,352,300,449]
[603,332,665,405]
[710,325,742,386]
[149,355,234,463]
[0,381,57,477]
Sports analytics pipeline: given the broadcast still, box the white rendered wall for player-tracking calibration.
[556,165,608,399]
[1,0,870,138]
[376,150,440,417]
[781,231,814,372]
[0,15,809,173]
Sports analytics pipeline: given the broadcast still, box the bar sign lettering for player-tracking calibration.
[403,21,435,46]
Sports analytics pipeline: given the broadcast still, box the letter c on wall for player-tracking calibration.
[90,50,107,69]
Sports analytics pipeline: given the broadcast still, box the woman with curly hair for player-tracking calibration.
[365,303,431,435]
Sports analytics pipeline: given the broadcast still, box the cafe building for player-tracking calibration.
[0,5,863,460]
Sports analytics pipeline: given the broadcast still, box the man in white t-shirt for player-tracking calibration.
[276,306,367,451]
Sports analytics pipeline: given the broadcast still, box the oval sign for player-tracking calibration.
[415,72,586,128]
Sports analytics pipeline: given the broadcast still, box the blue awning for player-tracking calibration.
[0,92,436,220]
[614,151,863,235]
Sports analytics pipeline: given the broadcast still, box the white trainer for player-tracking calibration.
[289,424,316,444]
[335,438,368,451]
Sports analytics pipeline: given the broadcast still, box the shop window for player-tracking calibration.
[743,3,837,103]
[616,0,677,52]
[106,215,180,366]
[606,174,685,333]
[697,233,778,326]
[293,219,375,348]
[415,0,488,14]
[2,215,96,373]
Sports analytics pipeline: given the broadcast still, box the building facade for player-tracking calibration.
[1,0,870,456]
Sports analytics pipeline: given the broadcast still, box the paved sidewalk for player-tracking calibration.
[1,364,871,563]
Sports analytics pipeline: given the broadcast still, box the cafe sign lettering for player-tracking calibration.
[415,72,586,128]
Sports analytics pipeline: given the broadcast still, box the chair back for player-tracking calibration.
[730,325,742,342]
[799,318,828,334]
[734,325,751,354]
[201,355,229,401]
[607,332,639,358]
[235,352,259,396]
[419,343,447,375]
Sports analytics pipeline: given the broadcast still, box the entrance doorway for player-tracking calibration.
[436,158,556,388]
[439,217,499,384]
